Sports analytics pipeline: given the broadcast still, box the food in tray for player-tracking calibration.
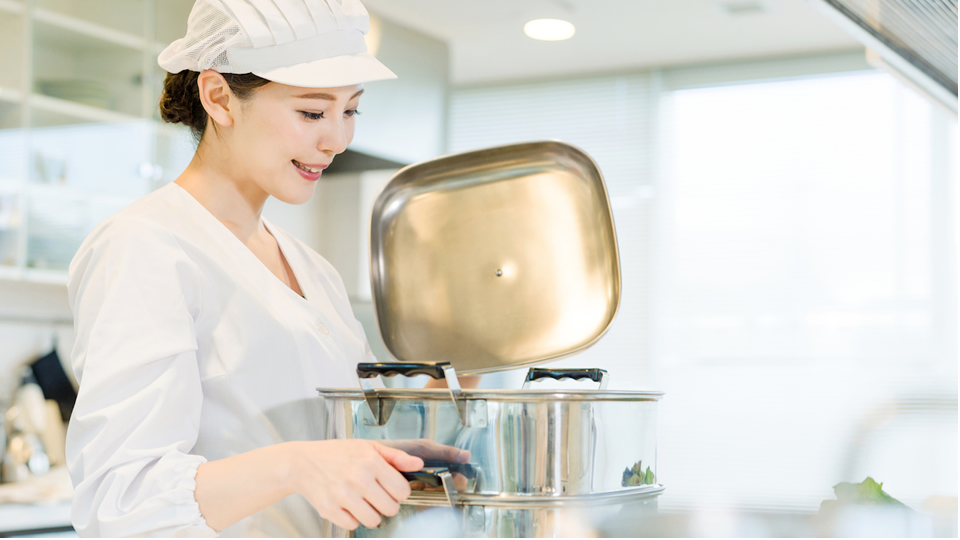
[621,460,655,487]
[819,477,910,512]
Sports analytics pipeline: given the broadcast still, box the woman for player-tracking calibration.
[65,0,470,536]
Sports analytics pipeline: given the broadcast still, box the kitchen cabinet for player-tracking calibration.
[0,0,448,284]
[0,0,195,281]
[0,501,73,537]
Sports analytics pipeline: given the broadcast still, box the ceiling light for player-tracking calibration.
[523,19,575,41]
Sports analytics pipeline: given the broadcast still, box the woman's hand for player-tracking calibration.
[379,439,473,491]
[379,439,470,464]
[284,439,424,530]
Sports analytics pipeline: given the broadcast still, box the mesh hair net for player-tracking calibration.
[157,0,377,76]
[158,0,255,73]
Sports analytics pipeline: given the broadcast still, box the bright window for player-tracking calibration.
[449,60,958,513]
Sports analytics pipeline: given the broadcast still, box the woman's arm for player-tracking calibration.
[194,439,424,531]
[67,219,431,535]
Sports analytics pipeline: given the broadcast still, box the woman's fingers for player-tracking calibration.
[421,440,470,463]
[383,439,471,463]
[367,479,402,517]
[415,439,471,463]
[341,493,383,529]
[313,502,359,531]
[374,442,424,472]
[374,461,413,502]
[452,472,469,492]
[296,439,473,531]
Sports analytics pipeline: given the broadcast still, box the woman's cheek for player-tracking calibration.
[344,122,356,146]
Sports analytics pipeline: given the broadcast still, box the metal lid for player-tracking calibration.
[370,141,620,375]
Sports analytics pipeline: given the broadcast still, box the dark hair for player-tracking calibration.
[158,71,271,145]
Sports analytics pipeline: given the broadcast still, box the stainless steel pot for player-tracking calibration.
[315,141,665,536]
[319,472,665,538]
[319,366,661,496]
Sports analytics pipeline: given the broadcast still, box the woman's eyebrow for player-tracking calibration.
[294,89,365,100]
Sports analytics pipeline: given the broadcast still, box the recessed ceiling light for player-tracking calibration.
[523,19,575,41]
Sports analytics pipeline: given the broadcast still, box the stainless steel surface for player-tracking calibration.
[332,142,660,537]
[317,388,660,497]
[316,388,662,402]
[321,486,664,538]
[360,364,477,427]
[403,485,665,508]
[369,141,621,374]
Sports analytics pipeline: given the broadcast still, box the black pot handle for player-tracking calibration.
[357,362,467,427]
[522,367,608,389]
[357,362,451,380]
[420,460,478,481]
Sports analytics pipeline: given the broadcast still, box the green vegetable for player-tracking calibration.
[643,466,654,485]
[819,477,909,514]
[621,460,656,487]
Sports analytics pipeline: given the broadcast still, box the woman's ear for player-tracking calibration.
[197,69,234,129]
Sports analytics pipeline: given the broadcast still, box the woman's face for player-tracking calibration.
[228,81,363,205]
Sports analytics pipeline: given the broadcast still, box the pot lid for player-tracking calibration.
[369,141,621,375]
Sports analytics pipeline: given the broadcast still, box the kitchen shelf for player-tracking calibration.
[24,267,69,284]
[34,7,145,51]
[0,0,195,281]
[29,182,135,202]
[30,93,139,126]
[0,265,68,285]
[0,102,24,183]
[37,0,144,38]
[27,184,138,271]
[0,0,23,15]
[0,87,22,104]
[0,9,23,90]
[0,185,17,267]
[0,99,20,129]
[33,17,144,117]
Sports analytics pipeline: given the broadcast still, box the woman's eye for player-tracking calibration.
[300,111,324,121]
[345,109,362,117]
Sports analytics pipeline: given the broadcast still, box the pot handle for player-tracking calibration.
[401,467,460,507]
[357,362,452,379]
[521,367,608,390]
[357,362,467,427]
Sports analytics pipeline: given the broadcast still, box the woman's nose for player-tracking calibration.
[319,117,350,155]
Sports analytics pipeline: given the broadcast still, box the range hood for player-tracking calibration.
[325,148,406,175]
[806,0,958,114]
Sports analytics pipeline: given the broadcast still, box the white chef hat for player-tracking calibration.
[158,0,396,88]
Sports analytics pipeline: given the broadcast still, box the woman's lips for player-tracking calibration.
[293,160,329,170]
[292,159,328,181]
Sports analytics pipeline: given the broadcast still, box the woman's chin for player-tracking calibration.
[271,184,317,206]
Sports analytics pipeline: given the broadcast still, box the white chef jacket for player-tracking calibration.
[65,182,378,537]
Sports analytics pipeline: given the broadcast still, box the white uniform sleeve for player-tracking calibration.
[65,216,218,538]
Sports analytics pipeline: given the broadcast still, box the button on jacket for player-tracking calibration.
[65,182,377,537]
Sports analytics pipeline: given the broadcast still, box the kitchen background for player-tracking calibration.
[0,0,956,537]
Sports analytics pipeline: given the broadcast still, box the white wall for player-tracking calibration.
[349,14,449,164]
